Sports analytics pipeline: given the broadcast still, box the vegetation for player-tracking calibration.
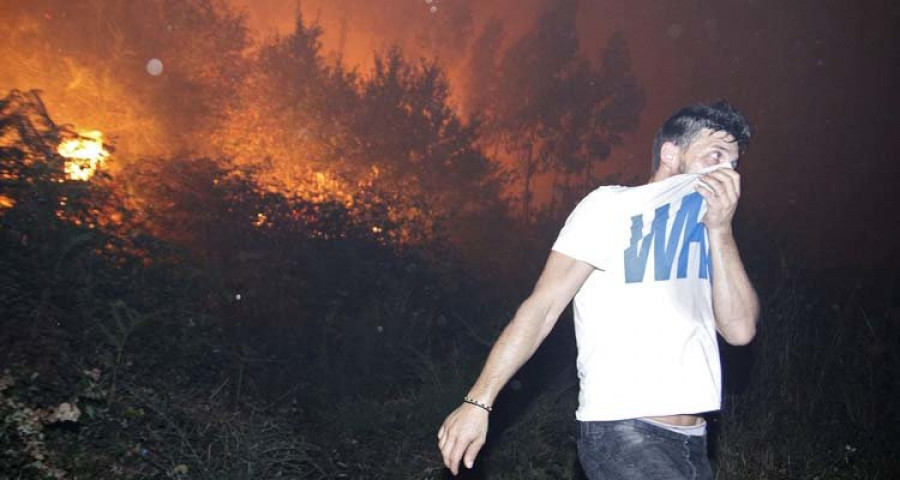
[1,3,897,479]
[3,91,898,480]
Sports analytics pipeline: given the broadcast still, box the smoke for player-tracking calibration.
[0,0,645,156]
[225,0,663,197]
[229,0,629,113]
[0,0,249,162]
[0,0,644,211]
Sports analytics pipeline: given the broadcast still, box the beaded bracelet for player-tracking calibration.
[463,396,492,413]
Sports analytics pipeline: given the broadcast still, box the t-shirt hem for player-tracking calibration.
[574,405,721,422]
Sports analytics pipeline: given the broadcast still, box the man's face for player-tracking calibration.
[673,129,740,174]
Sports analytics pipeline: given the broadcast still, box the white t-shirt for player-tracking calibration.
[552,166,727,421]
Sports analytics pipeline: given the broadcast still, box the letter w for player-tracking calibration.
[624,203,686,283]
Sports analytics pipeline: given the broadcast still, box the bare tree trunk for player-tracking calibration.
[522,138,535,225]
[550,168,560,218]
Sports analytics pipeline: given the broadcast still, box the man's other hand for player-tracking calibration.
[437,403,489,475]
[697,168,741,232]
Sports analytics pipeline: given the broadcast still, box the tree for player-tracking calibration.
[213,11,364,193]
[477,0,643,222]
[491,0,580,223]
[542,31,644,211]
[355,48,497,242]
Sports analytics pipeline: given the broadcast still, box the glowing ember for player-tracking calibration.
[0,194,14,210]
[254,212,267,227]
[58,130,109,181]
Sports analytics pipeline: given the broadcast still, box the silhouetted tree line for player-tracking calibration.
[466,1,643,222]
[6,0,645,240]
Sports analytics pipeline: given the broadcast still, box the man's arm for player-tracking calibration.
[698,168,760,345]
[437,251,595,475]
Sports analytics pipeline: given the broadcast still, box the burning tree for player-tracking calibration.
[213,12,500,246]
[0,90,119,237]
[1,0,250,159]
[354,48,498,237]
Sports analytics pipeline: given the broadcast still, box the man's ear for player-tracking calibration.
[659,142,681,172]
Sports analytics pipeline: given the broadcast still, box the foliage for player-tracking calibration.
[210,11,500,248]
[475,0,644,222]
[0,370,71,479]
[356,48,499,230]
[712,269,900,479]
[0,88,500,478]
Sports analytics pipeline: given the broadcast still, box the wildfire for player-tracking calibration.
[58,130,109,181]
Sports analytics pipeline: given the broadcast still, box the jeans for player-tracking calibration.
[576,419,714,480]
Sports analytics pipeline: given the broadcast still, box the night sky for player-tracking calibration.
[237,0,899,273]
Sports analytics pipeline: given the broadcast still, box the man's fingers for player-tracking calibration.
[724,169,741,196]
[696,180,718,200]
[438,406,489,475]
[448,438,470,476]
[701,172,738,205]
[441,436,457,473]
[707,170,740,198]
[463,438,486,469]
[713,170,738,201]
[702,173,724,194]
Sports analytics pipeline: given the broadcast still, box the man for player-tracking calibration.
[437,101,759,479]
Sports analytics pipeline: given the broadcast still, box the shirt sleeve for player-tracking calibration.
[551,188,619,270]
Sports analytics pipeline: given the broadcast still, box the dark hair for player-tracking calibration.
[651,100,752,172]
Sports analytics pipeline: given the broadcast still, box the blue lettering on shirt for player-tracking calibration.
[624,192,710,283]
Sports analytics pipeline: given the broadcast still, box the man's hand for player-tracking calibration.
[697,167,759,345]
[437,403,489,475]
[697,168,741,232]
[435,253,593,475]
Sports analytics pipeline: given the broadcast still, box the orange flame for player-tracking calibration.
[58,131,110,181]
[253,212,267,227]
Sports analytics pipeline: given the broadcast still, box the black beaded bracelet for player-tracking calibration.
[463,396,492,413]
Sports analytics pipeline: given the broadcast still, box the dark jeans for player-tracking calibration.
[576,419,714,480]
